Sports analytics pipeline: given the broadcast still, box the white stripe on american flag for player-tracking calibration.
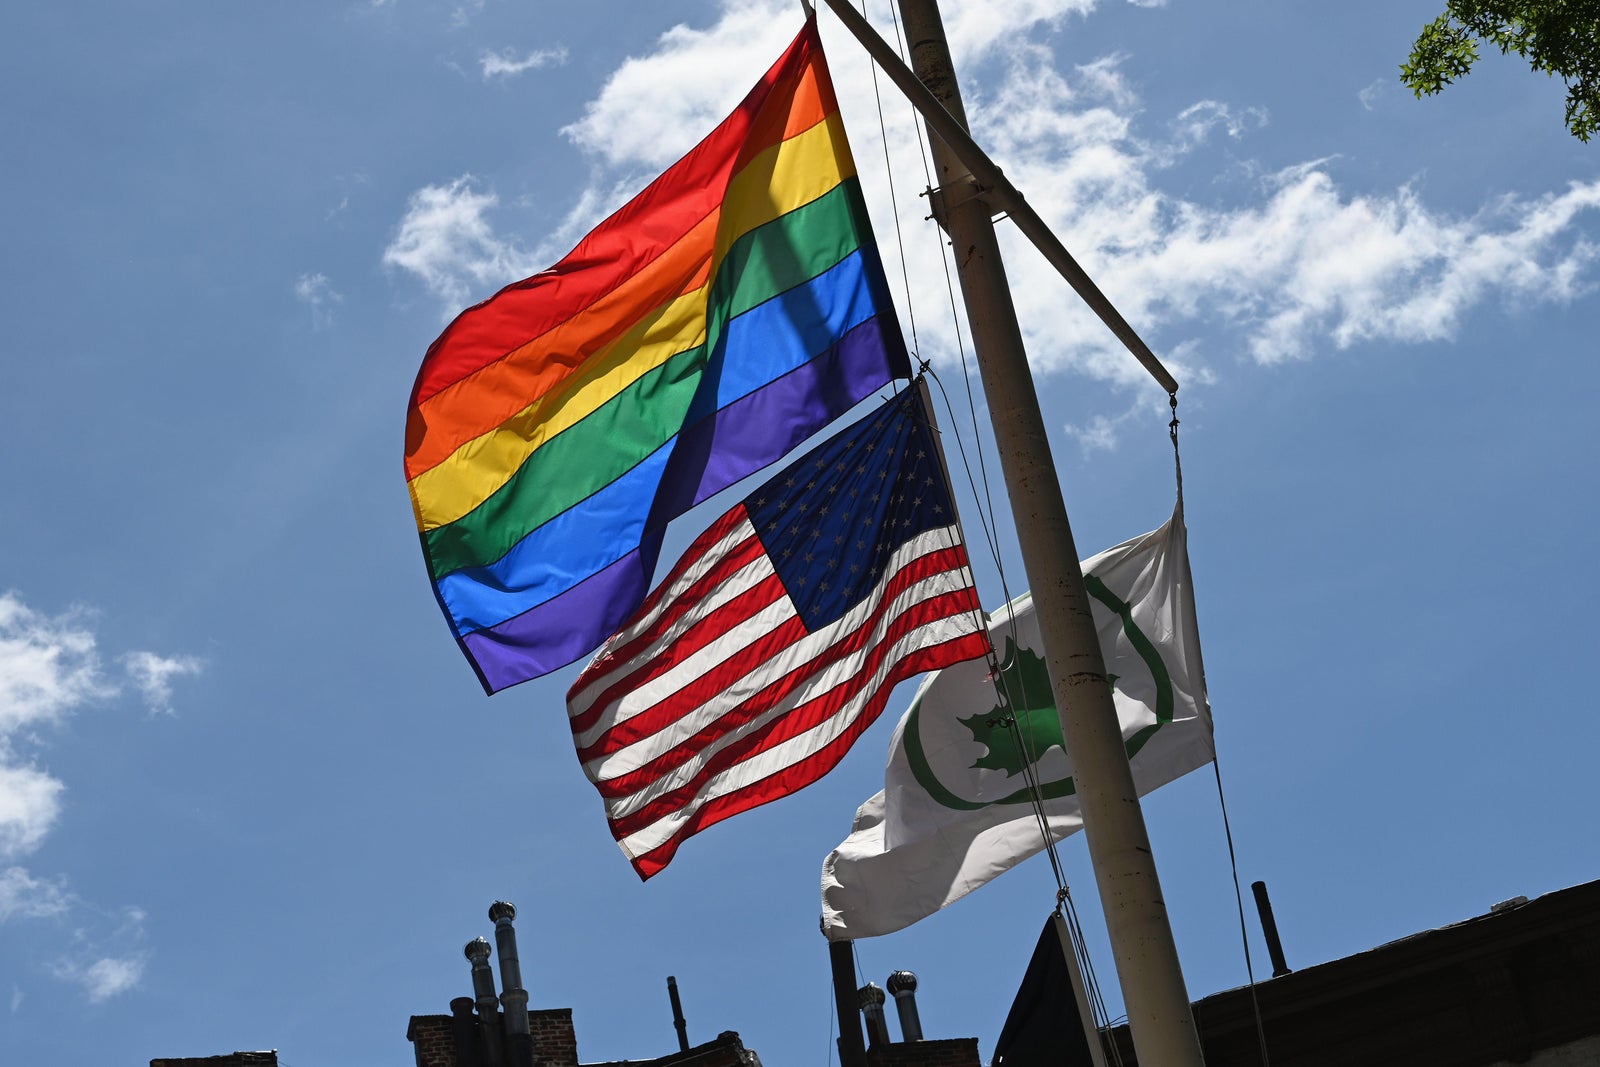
[567,511,760,727]
[578,582,794,770]
[588,535,973,796]
[568,530,776,743]
[614,609,982,864]
[574,521,967,786]
[568,520,985,869]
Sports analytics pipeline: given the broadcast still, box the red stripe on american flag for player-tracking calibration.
[571,572,790,754]
[568,510,759,734]
[584,546,976,788]
[574,598,801,764]
[602,581,983,826]
[627,631,991,879]
[577,541,971,758]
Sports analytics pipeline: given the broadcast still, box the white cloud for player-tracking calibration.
[1171,99,1267,149]
[82,956,143,1001]
[480,46,567,80]
[383,176,537,307]
[0,866,72,921]
[293,272,343,328]
[382,0,1600,405]
[0,594,108,737]
[558,0,1101,172]
[0,767,63,858]
[0,594,110,857]
[957,40,1600,377]
[453,0,486,26]
[4,866,153,1005]
[47,904,148,1002]
[1064,413,1121,452]
[0,596,168,1002]
[1359,77,1388,111]
[1062,383,1183,453]
[121,652,203,716]
[940,0,1099,64]
[52,954,145,1003]
[561,2,797,169]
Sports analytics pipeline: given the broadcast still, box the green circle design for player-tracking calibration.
[904,575,1175,810]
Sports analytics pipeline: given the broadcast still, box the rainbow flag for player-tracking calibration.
[405,18,910,693]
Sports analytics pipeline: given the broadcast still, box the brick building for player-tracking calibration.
[833,879,1600,1067]
[404,1006,763,1067]
[1099,877,1600,1067]
[151,880,1600,1067]
[404,902,763,1067]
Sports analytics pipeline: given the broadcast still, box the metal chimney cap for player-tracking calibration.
[887,970,918,995]
[488,900,517,923]
[464,936,492,962]
[857,982,887,1008]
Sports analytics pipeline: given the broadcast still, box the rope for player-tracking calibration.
[857,8,1125,1059]
[1213,757,1271,1067]
[860,0,925,371]
[884,0,1008,559]
[1171,393,1270,1066]
[825,981,838,1067]
[1169,392,1185,515]
[880,7,1127,1052]
[1058,891,1127,1067]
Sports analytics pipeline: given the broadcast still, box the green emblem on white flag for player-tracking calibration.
[903,573,1178,811]
[821,507,1214,940]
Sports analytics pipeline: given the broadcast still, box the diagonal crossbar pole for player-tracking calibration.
[818,0,1178,396]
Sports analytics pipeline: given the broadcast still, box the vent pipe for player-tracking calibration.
[858,982,891,1049]
[667,976,690,1052]
[886,971,923,1041]
[464,937,504,1067]
[489,902,533,1067]
[1251,881,1292,977]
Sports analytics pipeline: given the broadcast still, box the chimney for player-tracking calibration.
[886,971,923,1041]
[450,996,483,1067]
[858,982,891,1049]
[465,937,505,1067]
[490,901,534,1067]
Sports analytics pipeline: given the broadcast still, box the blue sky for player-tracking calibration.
[2,0,1596,1064]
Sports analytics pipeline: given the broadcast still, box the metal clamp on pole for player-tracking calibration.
[923,176,990,229]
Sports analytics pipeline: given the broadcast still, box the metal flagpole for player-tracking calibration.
[819,1,1207,1063]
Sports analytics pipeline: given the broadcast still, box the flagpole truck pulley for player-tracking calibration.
[820,1,1207,1064]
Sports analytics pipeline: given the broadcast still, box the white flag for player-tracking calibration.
[821,507,1214,940]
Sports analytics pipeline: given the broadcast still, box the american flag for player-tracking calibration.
[566,389,990,878]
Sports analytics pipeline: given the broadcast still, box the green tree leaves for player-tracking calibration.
[1401,1,1600,141]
